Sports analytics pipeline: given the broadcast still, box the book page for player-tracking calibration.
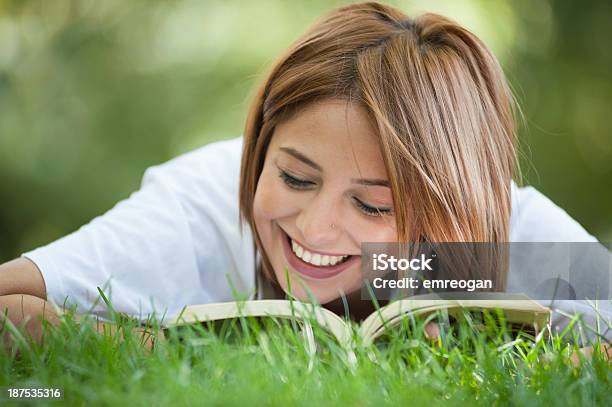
[164,300,352,345]
[359,293,550,345]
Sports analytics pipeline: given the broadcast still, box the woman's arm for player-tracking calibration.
[0,258,154,351]
[0,257,47,299]
[0,293,61,348]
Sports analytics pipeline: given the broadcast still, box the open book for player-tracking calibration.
[164,293,551,347]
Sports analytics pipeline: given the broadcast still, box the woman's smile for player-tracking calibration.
[280,227,361,280]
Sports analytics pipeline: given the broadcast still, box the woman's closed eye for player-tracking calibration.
[278,168,315,190]
[278,168,393,217]
[352,196,393,217]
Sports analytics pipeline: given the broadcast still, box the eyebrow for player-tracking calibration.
[352,178,390,187]
[280,147,322,171]
[279,147,390,188]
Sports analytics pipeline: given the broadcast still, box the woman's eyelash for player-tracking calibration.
[278,168,393,217]
[353,197,393,217]
[278,169,315,189]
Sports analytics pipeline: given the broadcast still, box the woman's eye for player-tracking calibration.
[278,169,315,190]
[353,197,393,217]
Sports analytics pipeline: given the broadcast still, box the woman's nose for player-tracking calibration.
[295,195,341,248]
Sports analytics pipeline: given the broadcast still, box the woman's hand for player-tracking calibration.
[424,321,440,340]
[570,343,612,366]
[423,321,611,366]
[85,316,159,351]
[133,326,157,351]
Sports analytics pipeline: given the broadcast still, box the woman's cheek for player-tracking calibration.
[253,175,298,221]
[345,216,397,246]
[369,222,397,242]
[253,182,276,222]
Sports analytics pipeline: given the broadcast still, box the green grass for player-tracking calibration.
[0,303,611,406]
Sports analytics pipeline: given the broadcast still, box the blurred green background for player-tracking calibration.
[1,0,611,261]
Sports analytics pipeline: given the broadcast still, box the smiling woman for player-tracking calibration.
[0,2,608,350]
[240,2,517,301]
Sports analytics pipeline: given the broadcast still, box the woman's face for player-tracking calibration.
[253,99,397,304]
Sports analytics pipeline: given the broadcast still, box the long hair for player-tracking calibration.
[239,2,518,290]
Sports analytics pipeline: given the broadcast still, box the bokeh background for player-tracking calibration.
[1,0,611,261]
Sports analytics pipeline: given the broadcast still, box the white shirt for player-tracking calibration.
[22,136,610,340]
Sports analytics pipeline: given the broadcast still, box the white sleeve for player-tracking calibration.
[22,137,255,320]
[509,182,598,243]
[508,182,611,343]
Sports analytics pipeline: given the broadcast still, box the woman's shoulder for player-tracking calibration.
[143,136,244,183]
[138,136,245,209]
[509,181,598,242]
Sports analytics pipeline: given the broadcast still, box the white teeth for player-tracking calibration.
[290,238,349,267]
[321,255,330,266]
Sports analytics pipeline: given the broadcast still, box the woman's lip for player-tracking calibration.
[287,235,354,257]
[280,229,360,280]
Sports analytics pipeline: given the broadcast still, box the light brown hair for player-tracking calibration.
[239,2,518,290]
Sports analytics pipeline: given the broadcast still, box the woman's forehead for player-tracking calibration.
[270,99,386,171]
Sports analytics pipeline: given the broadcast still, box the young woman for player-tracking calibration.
[0,3,608,348]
